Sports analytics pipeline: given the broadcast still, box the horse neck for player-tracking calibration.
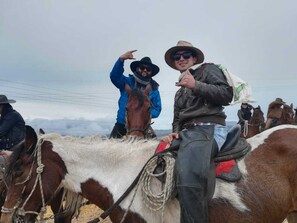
[50,137,158,186]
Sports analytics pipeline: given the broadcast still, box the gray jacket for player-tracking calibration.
[172,63,233,132]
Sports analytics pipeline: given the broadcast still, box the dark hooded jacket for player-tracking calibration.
[0,104,25,150]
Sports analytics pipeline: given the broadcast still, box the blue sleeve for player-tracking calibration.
[110,59,126,90]
[150,89,162,118]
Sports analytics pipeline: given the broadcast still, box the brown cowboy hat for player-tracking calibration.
[0,95,16,104]
[164,40,205,70]
[273,98,285,105]
[130,57,160,77]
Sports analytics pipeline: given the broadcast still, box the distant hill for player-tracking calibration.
[26,118,238,138]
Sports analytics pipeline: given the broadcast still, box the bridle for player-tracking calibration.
[126,116,153,137]
[243,109,265,137]
[125,89,153,138]
[1,139,51,222]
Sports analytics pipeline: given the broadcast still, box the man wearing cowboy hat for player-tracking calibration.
[109,50,161,138]
[163,41,233,223]
[265,97,286,129]
[237,102,254,132]
[0,95,25,152]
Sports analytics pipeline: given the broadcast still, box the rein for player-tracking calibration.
[126,118,153,138]
[243,120,264,137]
[1,139,47,221]
[87,144,179,223]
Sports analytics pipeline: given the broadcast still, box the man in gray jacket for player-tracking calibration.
[164,41,233,223]
[0,95,25,152]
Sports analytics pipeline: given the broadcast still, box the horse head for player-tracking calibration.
[280,104,294,124]
[242,105,265,138]
[125,84,152,138]
[251,106,265,126]
[0,126,67,223]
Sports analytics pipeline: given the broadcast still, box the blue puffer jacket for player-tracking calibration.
[110,59,162,125]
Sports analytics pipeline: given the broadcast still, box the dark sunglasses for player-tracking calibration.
[139,65,152,72]
[173,52,194,61]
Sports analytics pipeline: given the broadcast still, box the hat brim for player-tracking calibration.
[274,101,285,105]
[130,61,160,77]
[164,46,204,70]
[0,99,16,104]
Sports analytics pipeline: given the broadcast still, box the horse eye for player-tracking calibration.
[13,164,24,178]
[14,170,24,178]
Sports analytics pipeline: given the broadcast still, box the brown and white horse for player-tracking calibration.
[2,125,297,223]
[0,126,74,223]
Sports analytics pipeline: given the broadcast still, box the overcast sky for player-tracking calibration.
[1,0,296,135]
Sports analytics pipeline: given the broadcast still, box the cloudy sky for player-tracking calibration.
[1,0,296,135]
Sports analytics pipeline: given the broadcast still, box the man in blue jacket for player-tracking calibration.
[109,50,162,138]
[0,95,25,152]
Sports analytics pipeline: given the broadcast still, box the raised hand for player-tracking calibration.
[119,50,137,62]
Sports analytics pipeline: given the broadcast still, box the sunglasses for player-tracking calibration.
[139,65,152,72]
[173,52,194,61]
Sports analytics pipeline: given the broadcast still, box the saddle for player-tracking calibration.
[155,125,251,183]
[214,125,250,182]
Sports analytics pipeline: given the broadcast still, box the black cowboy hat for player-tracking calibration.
[130,57,160,77]
[164,40,205,70]
[0,95,16,104]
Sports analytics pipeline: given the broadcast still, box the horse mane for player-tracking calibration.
[129,88,146,108]
[5,141,27,181]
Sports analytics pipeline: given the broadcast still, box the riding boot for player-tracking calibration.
[265,118,272,130]
[175,125,216,223]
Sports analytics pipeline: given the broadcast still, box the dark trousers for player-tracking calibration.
[109,123,127,139]
[175,125,217,223]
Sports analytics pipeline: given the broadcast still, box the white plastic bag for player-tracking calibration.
[218,64,256,105]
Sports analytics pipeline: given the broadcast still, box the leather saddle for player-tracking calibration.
[154,124,251,183]
[214,124,251,182]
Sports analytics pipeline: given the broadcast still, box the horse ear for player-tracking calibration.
[144,84,151,96]
[39,128,45,135]
[25,125,38,151]
[125,84,131,95]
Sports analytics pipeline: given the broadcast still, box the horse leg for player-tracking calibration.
[287,212,297,223]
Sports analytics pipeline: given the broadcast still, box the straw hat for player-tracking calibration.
[0,95,16,104]
[164,40,204,70]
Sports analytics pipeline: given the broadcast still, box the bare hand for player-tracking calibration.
[119,50,137,62]
[176,71,196,89]
[161,133,179,144]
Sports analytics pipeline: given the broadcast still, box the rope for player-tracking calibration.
[243,120,249,137]
[118,153,175,223]
[18,139,47,220]
[141,155,175,222]
[87,145,179,223]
